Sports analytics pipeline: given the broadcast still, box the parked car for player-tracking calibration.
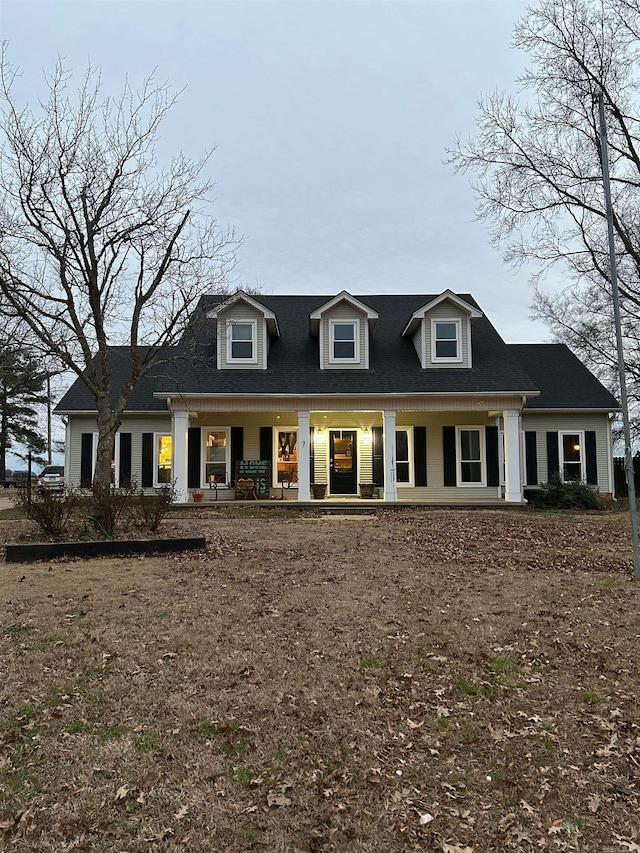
[37,465,65,491]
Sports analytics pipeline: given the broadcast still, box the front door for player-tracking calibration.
[329,430,358,495]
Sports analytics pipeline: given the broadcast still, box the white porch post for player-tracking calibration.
[297,411,311,501]
[171,410,189,503]
[383,410,397,502]
[503,409,523,503]
[64,417,71,489]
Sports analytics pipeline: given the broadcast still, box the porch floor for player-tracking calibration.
[178,497,526,509]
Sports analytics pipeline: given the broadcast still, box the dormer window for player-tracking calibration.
[330,321,358,363]
[432,319,462,363]
[228,320,257,363]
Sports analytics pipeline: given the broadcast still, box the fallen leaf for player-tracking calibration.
[115,785,130,800]
[267,792,291,807]
[588,794,601,813]
[548,820,564,835]
[613,837,640,852]
[419,812,434,825]
[174,804,189,820]
[442,844,473,853]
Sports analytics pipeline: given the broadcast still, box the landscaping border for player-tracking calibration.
[5,536,207,563]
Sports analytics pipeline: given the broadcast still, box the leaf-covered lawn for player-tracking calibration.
[0,508,639,852]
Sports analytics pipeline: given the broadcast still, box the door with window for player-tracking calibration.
[329,430,357,495]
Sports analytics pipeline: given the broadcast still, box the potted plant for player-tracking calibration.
[311,483,327,499]
[192,491,204,503]
[359,483,375,499]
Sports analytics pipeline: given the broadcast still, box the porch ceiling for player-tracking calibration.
[165,394,529,413]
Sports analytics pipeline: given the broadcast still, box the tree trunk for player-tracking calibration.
[0,393,7,481]
[94,403,120,491]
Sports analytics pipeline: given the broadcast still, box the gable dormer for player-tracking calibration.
[310,291,379,370]
[206,291,279,370]
[402,291,483,369]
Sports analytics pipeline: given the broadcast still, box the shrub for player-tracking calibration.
[87,482,136,539]
[131,485,175,532]
[530,474,603,510]
[11,488,79,537]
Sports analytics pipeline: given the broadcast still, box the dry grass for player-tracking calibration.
[0,507,639,852]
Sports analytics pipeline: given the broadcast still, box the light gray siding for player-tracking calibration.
[521,412,613,493]
[424,304,471,369]
[218,303,266,370]
[396,411,499,501]
[67,415,172,488]
[321,303,367,369]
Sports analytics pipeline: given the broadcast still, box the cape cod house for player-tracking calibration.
[56,290,619,503]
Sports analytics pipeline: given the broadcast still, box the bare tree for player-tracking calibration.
[0,49,236,489]
[449,0,640,434]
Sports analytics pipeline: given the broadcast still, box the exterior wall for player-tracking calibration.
[68,407,613,501]
[321,302,367,369]
[396,411,500,502]
[67,414,172,488]
[423,303,471,369]
[217,302,266,370]
[521,411,612,493]
[313,436,328,485]
[412,327,422,361]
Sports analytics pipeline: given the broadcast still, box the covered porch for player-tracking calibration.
[161,392,527,505]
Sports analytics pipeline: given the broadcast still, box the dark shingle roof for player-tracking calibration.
[55,295,617,412]
[155,294,538,397]
[510,344,619,410]
[56,348,174,413]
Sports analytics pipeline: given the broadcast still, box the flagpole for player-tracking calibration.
[598,91,640,581]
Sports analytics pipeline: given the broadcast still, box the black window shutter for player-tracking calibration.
[231,427,244,485]
[414,426,427,486]
[80,433,93,488]
[486,425,500,487]
[525,431,538,486]
[443,426,456,487]
[118,433,132,488]
[372,426,384,485]
[547,432,559,478]
[310,427,315,482]
[188,427,201,488]
[585,430,598,485]
[141,432,154,488]
[260,427,273,484]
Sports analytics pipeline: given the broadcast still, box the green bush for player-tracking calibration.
[530,474,603,510]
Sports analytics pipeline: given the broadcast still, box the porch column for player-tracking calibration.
[297,411,311,501]
[171,410,189,503]
[64,417,71,489]
[383,410,397,502]
[503,409,523,503]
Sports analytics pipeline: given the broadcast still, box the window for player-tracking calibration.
[204,429,228,485]
[156,434,172,485]
[228,321,256,362]
[330,321,358,362]
[276,429,298,486]
[560,432,584,482]
[457,427,485,485]
[395,429,412,484]
[432,319,461,362]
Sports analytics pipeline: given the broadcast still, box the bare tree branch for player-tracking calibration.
[0,47,237,486]
[448,0,640,436]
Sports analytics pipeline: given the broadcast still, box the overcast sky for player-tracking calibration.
[2,0,548,348]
